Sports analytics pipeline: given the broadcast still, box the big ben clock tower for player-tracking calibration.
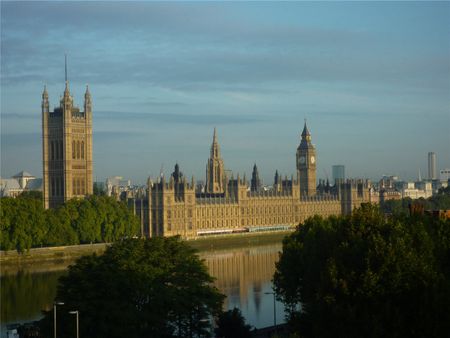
[296,120,316,197]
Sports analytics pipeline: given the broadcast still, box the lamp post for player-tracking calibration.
[69,310,79,338]
[265,292,276,331]
[53,301,64,338]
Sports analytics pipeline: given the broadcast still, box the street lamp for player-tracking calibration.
[69,310,79,338]
[53,301,64,338]
[265,292,276,331]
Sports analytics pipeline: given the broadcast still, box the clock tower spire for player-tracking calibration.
[296,120,316,197]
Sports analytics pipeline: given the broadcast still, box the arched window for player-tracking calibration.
[51,177,55,196]
[51,141,55,160]
[81,141,84,159]
[56,177,60,196]
[59,177,64,196]
[72,141,76,159]
[76,141,80,159]
[59,140,63,160]
[73,178,76,195]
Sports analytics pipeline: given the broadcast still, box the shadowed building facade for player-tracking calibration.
[42,81,93,209]
[129,122,376,238]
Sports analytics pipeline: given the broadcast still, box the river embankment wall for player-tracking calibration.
[0,231,291,272]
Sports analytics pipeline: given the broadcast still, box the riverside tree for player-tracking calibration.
[39,237,225,338]
[0,195,140,251]
[273,204,450,338]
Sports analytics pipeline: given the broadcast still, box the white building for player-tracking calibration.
[440,169,450,182]
[0,171,42,197]
[105,176,132,196]
[401,181,433,199]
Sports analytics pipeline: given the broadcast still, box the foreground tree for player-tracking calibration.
[39,237,224,338]
[215,307,252,338]
[274,204,450,338]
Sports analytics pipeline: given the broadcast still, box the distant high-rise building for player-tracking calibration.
[332,165,345,184]
[42,62,93,209]
[428,152,436,180]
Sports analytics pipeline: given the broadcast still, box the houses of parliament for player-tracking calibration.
[42,80,375,238]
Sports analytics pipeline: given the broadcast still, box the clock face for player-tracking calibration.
[299,156,306,164]
[310,156,315,164]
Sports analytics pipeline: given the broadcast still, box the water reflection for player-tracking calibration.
[1,242,284,333]
[200,243,285,328]
[1,270,66,325]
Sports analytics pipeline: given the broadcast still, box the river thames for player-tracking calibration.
[1,241,285,336]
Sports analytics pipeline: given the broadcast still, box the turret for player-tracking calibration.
[42,85,49,113]
[251,163,261,192]
[84,85,92,114]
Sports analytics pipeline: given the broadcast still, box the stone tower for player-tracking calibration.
[296,121,316,197]
[251,163,262,192]
[42,75,93,209]
[206,128,225,194]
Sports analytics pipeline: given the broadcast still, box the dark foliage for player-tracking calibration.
[274,204,450,338]
[38,237,224,338]
[380,187,450,216]
[215,307,252,338]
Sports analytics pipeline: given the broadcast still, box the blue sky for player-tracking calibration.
[1,1,449,184]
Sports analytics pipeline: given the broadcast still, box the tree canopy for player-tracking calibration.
[215,307,252,338]
[380,187,450,216]
[39,237,224,338]
[0,195,140,252]
[274,204,450,338]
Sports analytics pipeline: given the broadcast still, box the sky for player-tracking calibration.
[1,1,449,185]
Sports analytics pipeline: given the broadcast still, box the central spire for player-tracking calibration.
[210,127,220,158]
[206,128,225,194]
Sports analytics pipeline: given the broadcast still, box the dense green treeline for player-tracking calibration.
[274,204,450,337]
[380,186,450,215]
[0,194,140,252]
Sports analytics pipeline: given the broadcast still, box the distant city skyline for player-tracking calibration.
[1,1,449,184]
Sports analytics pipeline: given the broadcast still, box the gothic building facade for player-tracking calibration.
[129,122,376,239]
[42,81,93,209]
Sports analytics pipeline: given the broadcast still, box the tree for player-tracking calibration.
[215,308,252,338]
[39,237,225,338]
[273,204,450,338]
[18,190,43,200]
[0,195,140,251]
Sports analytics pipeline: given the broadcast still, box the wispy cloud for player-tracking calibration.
[1,1,449,181]
[94,111,270,125]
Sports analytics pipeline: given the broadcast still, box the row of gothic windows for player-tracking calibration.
[73,178,85,195]
[50,177,63,197]
[197,208,238,218]
[50,140,86,160]
[167,221,193,231]
[72,140,85,160]
[50,140,63,160]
